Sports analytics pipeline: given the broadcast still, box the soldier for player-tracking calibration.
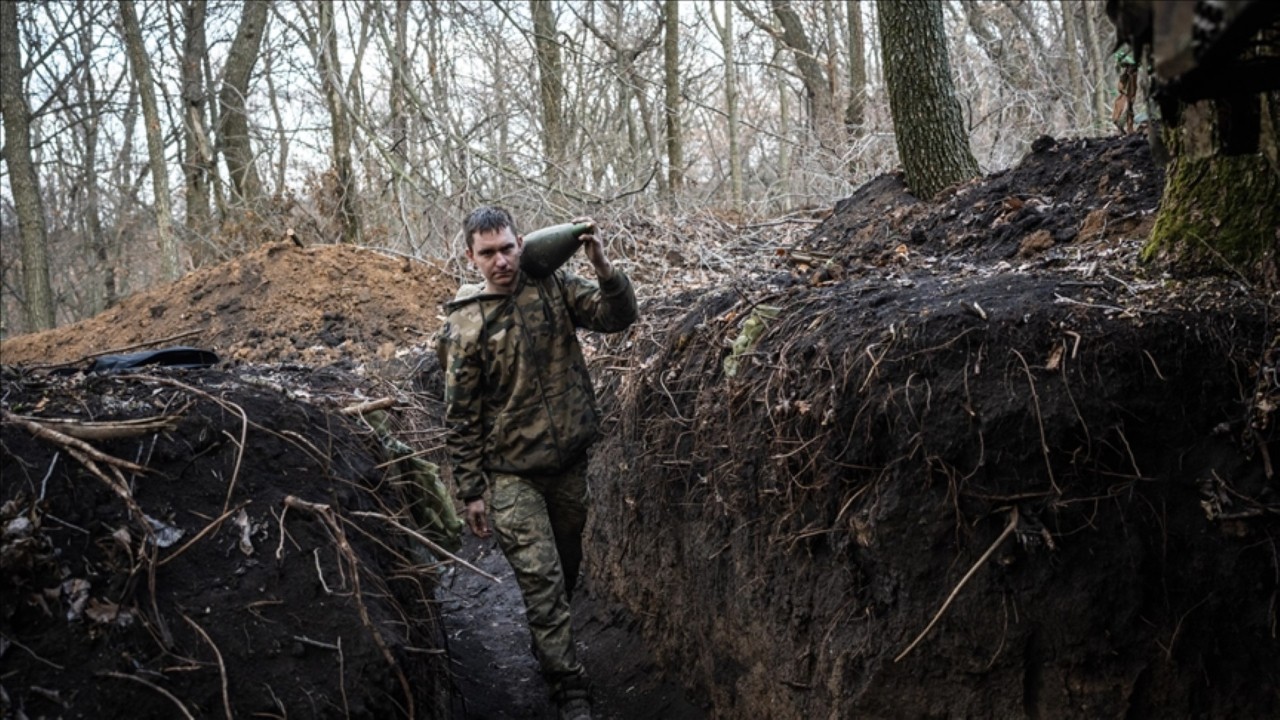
[436,206,638,720]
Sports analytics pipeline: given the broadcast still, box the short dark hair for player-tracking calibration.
[463,206,518,248]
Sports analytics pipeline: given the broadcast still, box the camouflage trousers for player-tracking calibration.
[489,459,590,700]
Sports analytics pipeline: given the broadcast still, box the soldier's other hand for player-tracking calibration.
[464,499,492,538]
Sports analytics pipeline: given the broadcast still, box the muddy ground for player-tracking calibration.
[3,131,1278,718]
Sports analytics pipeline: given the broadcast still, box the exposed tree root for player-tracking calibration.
[895,506,1020,662]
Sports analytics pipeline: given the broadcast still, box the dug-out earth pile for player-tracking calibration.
[587,135,1278,718]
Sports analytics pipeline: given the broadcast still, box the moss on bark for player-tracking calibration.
[1144,93,1280,285]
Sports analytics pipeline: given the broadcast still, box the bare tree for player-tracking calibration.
[1,0,56,331]
[120,0,180,281]
[758,0,840,144]
[218,0,268,205]
[1080,0,1111,126]
[576,2,664,194]
[316,0,361,244]
[75,2,117,309]
[390,0,408,160]
[712,0,743,212]
[845,0,867,134]
[777,66,793,205]
[878,0,978,198]
[664,0,683,195]
[1060,0,1085,125]
[531,0,566,183]
[261,43,289,201]
[180,0,213,243]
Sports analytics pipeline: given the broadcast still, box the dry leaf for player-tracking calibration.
[1046,344,1064,371]
[85,597,135,627]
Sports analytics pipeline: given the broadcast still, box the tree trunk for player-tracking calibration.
[0,0,56,331]
[1081,0,1111,128]
[822,0,841,113]
[770,0,839,145]
[779,71,792,208]
[263,46,289,200]
[181,0,212,246]
[425,1,460,198]
[714,0,743,213]
[607,4,640,170]
[1060,0,1085,126]
[845,0,867,135]
[1106,3,1278,285]
[120,0,180,282]
[389,0,414,250]
[317,0,362,244]
[390,0,408,160]
[218,0,268,205]
[77,2,116,309]
[530,0,566,183]
[1146,93,1280,284]
[877,0,979,199]
[664,0,683,195]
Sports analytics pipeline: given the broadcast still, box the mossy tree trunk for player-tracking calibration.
[1146,90,1280,285]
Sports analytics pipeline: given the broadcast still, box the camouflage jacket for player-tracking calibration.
[436,269,638,501]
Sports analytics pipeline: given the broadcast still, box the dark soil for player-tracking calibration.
[439,533,705,720]
[1,366,451,719]
[587,134,1279,718]
[3,131,1277,719]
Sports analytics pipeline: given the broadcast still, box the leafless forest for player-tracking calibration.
[0,0,1121,337]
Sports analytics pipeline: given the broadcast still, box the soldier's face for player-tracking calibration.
[467,226,524,294]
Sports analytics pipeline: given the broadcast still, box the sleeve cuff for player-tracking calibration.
[598,270,628,295]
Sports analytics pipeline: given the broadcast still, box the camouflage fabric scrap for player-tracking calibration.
[366,410,463,554]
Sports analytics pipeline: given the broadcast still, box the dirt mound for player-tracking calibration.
[0,242,458,369]
[587,133,1279,717]
[1,366,450,718]
[798,133,1162,268]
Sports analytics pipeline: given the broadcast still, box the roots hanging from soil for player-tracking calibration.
[1,366,455,719]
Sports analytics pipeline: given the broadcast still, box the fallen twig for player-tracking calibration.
[7,413,181,441]
[118,376,249,515]
[895,506,1020,663]
[293,635,341,651]
[339,397,397,416]
[39,451,60,501]
[2,632,66,670]
[98,671,196,720]
[3,411,150,474]
[182,614,232,720]
[859,343,890,393]
[1012,350,1061,496]
[314,548,335,594]
[338,636,349,718]
[282,495,415,718]
[350,510,499,582]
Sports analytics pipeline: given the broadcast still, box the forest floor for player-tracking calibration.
[3,130,1277,718]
